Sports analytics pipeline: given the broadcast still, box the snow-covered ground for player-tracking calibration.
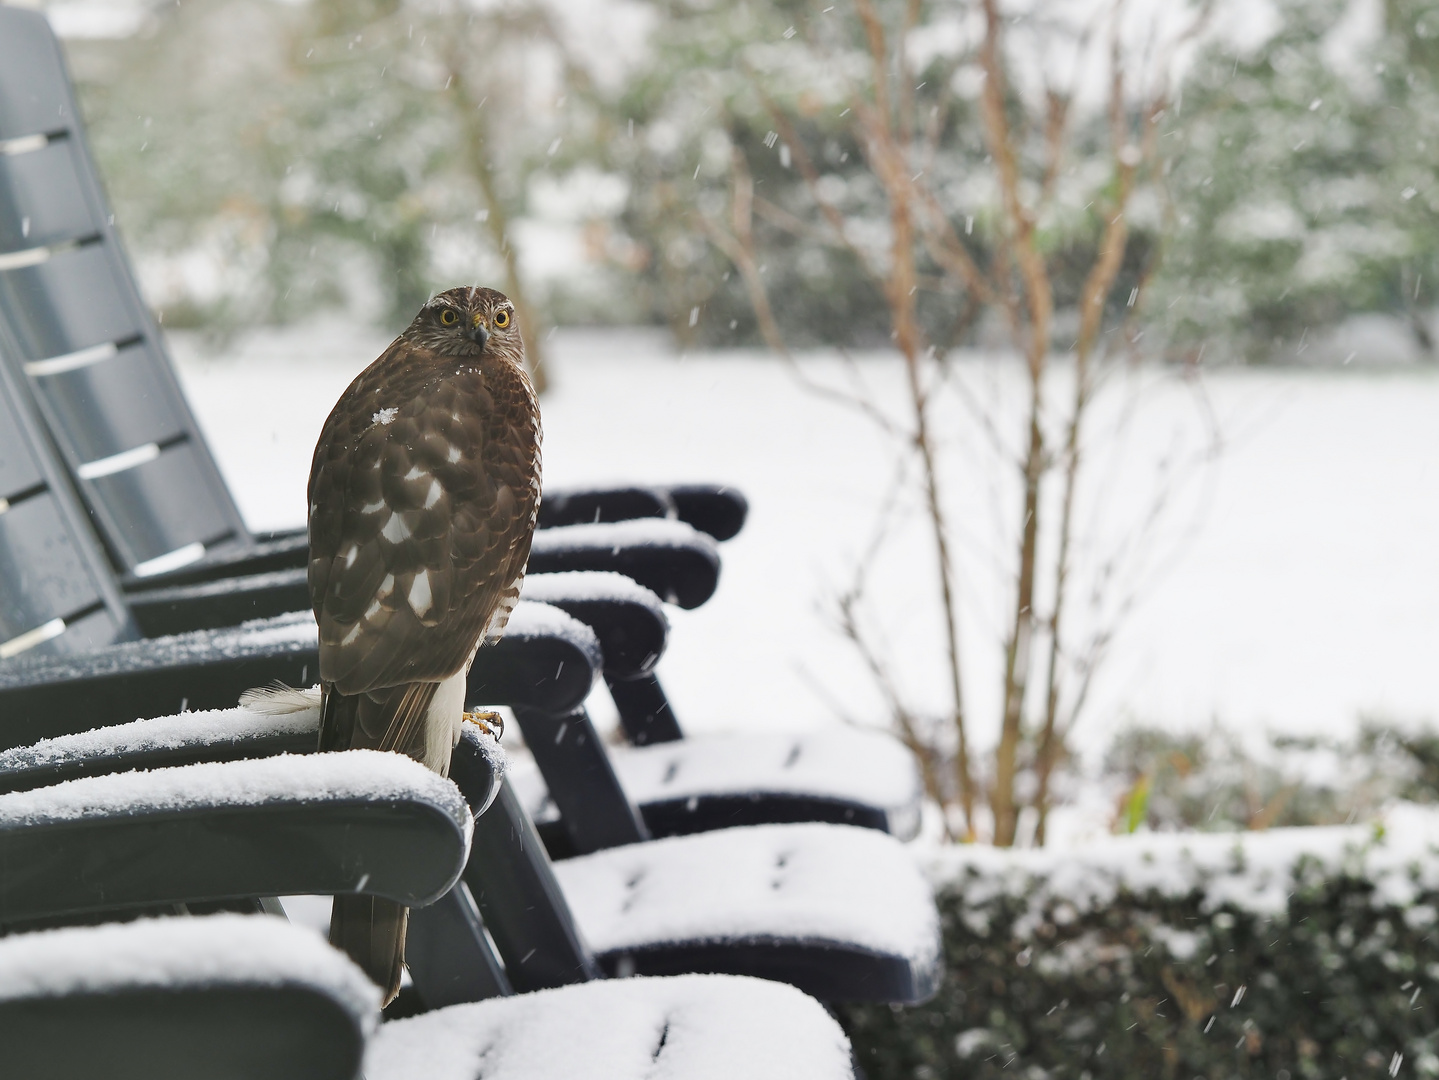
[172,325,1439,790]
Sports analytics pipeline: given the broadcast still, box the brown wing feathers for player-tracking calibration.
[309,352,537,693]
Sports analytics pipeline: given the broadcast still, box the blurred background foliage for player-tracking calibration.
[1155,0,1439,362]
[1101,719,1439,835]
[49,0,1439,361]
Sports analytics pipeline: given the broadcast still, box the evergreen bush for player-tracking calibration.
[841,810,1439,1079]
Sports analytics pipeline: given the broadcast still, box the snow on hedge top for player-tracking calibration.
[523,569,667,615]
[369,973,852,1080]
[554,822,940,971]
[0,749,472,833]
[0,914,380,1021]
[925,803,1439,936]
[0,702,318,773]
[530,518,719,556]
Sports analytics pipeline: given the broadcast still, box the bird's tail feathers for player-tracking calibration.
[377,681,442,758]
[239,681,323,716]
[330,894,408,1008]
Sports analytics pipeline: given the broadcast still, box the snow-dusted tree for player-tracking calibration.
[66,0,625,385]
[1154,0,1439,361]
[607,2,1167,350]
[616,0,1213,846]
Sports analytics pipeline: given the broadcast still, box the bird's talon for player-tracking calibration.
[463,710,505,741]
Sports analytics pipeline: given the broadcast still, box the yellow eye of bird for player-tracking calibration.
[440,308,459,326]
[494,309,511,329]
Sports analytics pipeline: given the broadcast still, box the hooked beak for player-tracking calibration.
[467,314,489,349]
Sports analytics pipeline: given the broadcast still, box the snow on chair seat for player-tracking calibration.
[0,750,472,924]
[552,822,941,1003]
[513,572,924,843]
[0,914,378,1080]
[370,972,853,1080]
[514,725,923,843]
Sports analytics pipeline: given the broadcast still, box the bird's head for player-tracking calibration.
[405,286,523,362]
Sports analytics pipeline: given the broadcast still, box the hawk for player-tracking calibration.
[307,285,541,1003]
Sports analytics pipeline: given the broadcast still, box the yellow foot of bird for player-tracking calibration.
[463,710,505,741]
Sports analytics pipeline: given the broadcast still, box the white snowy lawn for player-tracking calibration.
[172,324,1439,788]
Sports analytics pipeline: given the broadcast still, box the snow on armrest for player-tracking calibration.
[0,750,471,831]
[0,612,318,689]
[528,522,722,609]
[530,519,719,556]
[503,600,602,662]
[0,613,320,749]
[521,572,669,678]
[523,570,667,614]
[0,913,379,1020]
[0,703,320,793]
[0,752,475,923]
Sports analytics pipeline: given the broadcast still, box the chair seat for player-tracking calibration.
[553,822,940,1003]
[370,972,854,1080]
[514,726,923,841]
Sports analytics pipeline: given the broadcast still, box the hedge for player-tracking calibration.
[840,806,1439,1079]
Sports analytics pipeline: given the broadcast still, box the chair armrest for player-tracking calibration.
[0,750,472,924]
[669,484,748,541]
[520,572,668,679]
[124,566,652,679]
[0,612,318,749]
[538,484,748,542]
[537,486,673,529]
[477,601,600,711]
[121,480,746,594]
[126,567,310,637]
[120,531,310,590]
[0,705,506,817]
[528,521,720,609]
[0,704,316,796]
[0,603,599,749]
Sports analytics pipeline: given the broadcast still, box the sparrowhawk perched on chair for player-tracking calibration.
[306,285,541,1004]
